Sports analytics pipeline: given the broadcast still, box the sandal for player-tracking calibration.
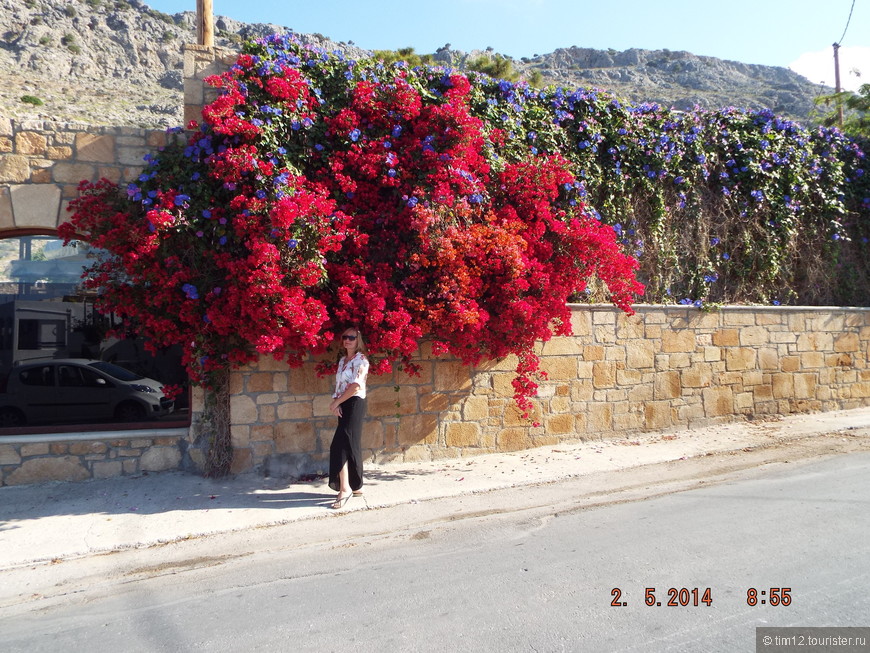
[331,492,352,509]
[352,490,363,497]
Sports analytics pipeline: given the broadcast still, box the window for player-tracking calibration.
[0,235,189,430]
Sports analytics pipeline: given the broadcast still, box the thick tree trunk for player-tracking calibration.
[202,368,231,478]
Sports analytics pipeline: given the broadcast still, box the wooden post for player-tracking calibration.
[833,42,844,128]
[196,0,214,48]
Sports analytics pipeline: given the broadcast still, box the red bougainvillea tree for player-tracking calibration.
[60,34,643,423]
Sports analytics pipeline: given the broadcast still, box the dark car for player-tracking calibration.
[0,359,174,428]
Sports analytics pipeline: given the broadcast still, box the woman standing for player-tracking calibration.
[328,327,369,509]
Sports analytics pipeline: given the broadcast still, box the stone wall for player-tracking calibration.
[0,429,189,487]
[0,116,168,235]
[220,305,870,478]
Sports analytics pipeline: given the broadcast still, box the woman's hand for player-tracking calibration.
[329,400,342,417]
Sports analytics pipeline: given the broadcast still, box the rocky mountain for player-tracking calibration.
[0,0,829,129]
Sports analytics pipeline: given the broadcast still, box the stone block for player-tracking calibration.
[15,131,47,155]
[367,385,418,417]
[47,146,73,160]
[540,338,582,356]
[247,372,275,392]
[711,329,739,347]
[739,326,769,346]
[753,384,774,400]
[545,413,575,434]
[292,357,336,396]
[569,310,593,336]
[118,146,150,167]
[20,443,49,456]
[571,379,594,401]
[793,373,818,399]
[654,371,681,399]
[461,395,489,421]
[250,424,274,442]
[616,368,643,385]
[540,356,578,381]
[229,448,253,474]
[140,447,182,472]
[492,372,516,397]
[645,401,674,429]
[725,348,756,371]
[445,422,480,447]
[496,427,531,451]
[275,421,316,453]
[723,311,756,326]
[0,186,12,229]
[797,332,833,352]
[9,183,61,228]
[626,341,655,369]
[613,410,644,431]
[588,403,613,432]
[0,445,21,465]
[434,361,473,393]
[397,413,438,445]
[780,356,800,373]
[800,352,825,369]
[258,405,276,423]
[53,161,96,184]
[827,354,853,368]
[681,366,712,388]
[230,394,258,424]
[661,330,696,353]
[231,424,251,447]
[772,374,794,399]
[420,392,452,413]
[6,457,89,485]
[361,421,386,449]
[0,155,32,183]
[277,401,313,420]
[69,441,108,455]
[758,348,779,370]
[402,445,433,462]
[835,333,860,352]
[702,386,734,417]
[92,461,123,479]
[75,133,116,163]
[592,362,616,388]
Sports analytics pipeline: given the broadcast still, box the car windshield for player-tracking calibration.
[87,361,144,382]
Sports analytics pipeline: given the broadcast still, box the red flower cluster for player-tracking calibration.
[60,36,644,415]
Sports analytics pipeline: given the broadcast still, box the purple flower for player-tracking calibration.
[350,129,361,142]
[182,284,199,300]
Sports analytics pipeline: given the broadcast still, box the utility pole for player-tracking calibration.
[196,0,214,48]
[833,42,844,128]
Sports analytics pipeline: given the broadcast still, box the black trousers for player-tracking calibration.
[328,396,365,492]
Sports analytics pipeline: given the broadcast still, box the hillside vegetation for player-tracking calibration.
[0,0,829,128]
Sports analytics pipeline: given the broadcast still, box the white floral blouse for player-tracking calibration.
[333,352,369,399]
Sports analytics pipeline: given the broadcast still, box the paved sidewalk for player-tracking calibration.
[2,407,870,570]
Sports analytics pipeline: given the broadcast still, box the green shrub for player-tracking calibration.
[162,30,175,42]
[38,35,50,45]
[68,44,81,54]
[65,5,76,17]
[61,33,76,46]
[115,0,131,10]
[20,95,43,106]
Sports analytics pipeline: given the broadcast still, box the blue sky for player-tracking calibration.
[145,0,870,91]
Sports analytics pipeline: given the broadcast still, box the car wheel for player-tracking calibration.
[0,407,26,428]
[115,401,147,422]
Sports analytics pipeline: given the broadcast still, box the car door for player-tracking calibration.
[15,364,59,424]
[55,364,117,423]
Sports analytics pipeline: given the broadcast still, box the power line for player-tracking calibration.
[837,0,856,45]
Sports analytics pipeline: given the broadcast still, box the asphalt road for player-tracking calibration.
[3,450,869,652]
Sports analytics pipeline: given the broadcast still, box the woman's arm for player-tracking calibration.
[329,382,359,416]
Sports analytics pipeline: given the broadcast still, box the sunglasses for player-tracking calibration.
[342,335,358,341]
